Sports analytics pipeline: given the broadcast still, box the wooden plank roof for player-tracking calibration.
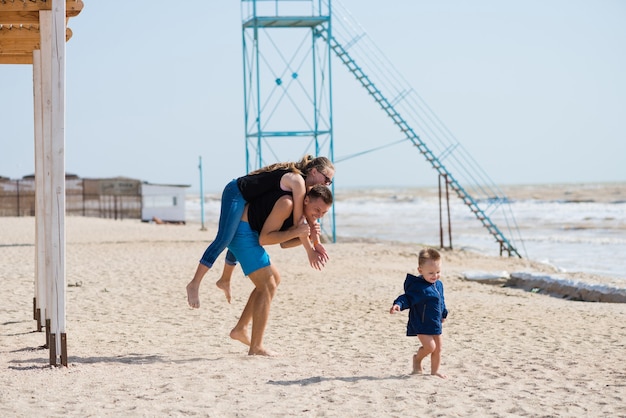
[0,0,84,64]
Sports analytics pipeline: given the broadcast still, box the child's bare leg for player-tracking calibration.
[430,335,447,379]
[413,335,436,375]
[216,263,236,303]
[412,348,426,375]
[186,264,210,308]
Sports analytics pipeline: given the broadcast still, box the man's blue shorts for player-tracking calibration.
[227,221,271,276]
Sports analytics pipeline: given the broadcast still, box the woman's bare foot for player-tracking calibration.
[186,281,201,308]
[216,278,232,303]
[411,353,423,375]
[248,346,277,356]
[432,372,447,379]
[230,327,251,346]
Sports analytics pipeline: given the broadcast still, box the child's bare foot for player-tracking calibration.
[248,346,277,356]
[216,278,232,303]
[432,372,447,379]
[411,353,423,375]
[186,281,200,308]
[230,328,251,346]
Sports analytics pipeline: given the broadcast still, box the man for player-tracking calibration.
[226,184,333,356]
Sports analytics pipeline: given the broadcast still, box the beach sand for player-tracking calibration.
[1,215,625,417]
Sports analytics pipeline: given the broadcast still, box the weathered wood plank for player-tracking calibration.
[0,53,32,64]
[0,0,83,15]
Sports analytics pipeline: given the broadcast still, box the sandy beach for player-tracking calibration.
[1,214,626,417]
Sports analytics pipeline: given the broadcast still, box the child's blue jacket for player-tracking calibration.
[393,273,448,336]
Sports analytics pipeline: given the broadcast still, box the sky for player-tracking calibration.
[1,0,625,193]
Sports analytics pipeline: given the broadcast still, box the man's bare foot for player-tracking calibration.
[230,328,251,346]
[432,372,447,379]
[411,353,423,375]
[216,278,232,303]
[186,281,200,308]
[248,346,277,356]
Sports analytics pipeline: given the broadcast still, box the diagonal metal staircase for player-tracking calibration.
[319,1,524,257]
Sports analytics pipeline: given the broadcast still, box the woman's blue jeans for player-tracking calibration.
[199,179,245,268]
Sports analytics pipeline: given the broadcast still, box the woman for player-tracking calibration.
[186,155,335,308]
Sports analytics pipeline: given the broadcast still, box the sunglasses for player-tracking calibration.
[321,172,333,185]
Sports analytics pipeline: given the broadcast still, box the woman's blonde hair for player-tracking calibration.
[248,155,334,178]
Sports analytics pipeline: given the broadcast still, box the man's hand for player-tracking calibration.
[307,220,329,264]
[313,242,329,264]
[307,250,325,270]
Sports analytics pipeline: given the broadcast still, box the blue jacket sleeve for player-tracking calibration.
[393,294,410,311]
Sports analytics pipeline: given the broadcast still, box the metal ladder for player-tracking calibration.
[315,21,522,257]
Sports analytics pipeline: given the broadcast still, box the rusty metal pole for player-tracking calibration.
[445,175,452,250]
[438,175,444,249]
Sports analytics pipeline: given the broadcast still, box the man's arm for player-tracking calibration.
[281,172,324,268]
[258,196,309,246]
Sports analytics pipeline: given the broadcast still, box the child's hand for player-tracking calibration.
[389,304,400,314]
[308,221,322,236]
[292,216,310,239]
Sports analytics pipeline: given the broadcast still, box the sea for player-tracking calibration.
[185,184,626,282]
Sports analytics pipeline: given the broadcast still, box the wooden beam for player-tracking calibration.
[0,26,72,41]
[0,11,40,24]
[0,0,83,16]
[0,0,82,65]
[0,0,50,11]
[0,0,84,64]
[0,1,82,26]
[0,24,41,36]
[0,53,32,64]
[0,23,74,64]
[0,38,41,52]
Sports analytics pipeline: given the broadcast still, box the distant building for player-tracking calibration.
[141,183,188,223]
[0,174,190,223]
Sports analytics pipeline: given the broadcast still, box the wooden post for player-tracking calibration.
[49,333,56,364]
[33,49,48,335]
[61,333,68,367]
[45,318,51,349]
[39,0,68,366]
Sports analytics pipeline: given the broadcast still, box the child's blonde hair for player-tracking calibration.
[418,248,441,267]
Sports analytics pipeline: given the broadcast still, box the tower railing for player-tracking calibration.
[320,1,524,257]
[241,0,337,241]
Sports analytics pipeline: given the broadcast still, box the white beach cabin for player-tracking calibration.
[141,182,190,224]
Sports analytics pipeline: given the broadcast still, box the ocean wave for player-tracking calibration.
[185,187,626,281]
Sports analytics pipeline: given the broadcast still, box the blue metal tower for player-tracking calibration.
[240,0,524,257]
[241,0,336,241]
